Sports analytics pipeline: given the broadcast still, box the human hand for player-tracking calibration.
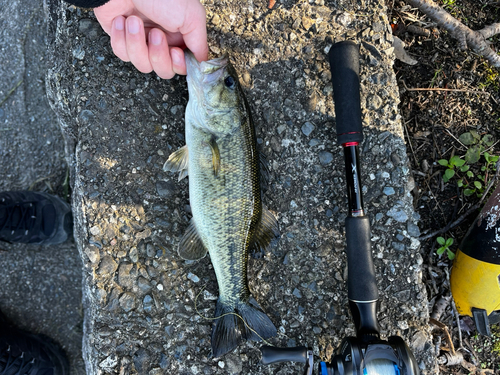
[94,0,208,79]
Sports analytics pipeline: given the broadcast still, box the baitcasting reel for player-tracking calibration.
[260,41,420,375]
[261,335,418,375]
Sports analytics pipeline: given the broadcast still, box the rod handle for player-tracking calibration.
[328,41,363,145]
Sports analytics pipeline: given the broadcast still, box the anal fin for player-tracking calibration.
[178,219,207,260]
[250,206,280,254]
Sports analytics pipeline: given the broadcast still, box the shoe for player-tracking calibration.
[0,191,72,245]
[0,311,69,375]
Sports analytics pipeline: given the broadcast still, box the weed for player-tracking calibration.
[436,236,455,260]
[438,155,466,183]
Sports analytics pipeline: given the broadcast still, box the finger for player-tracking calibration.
[148,29,175,79]
[180,3,209,62]
[125,16,153,74]
[110,16,130,62]
[170,47,187,76]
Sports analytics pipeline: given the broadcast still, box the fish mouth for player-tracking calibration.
[185,50,228,87]
[185,51,231,118]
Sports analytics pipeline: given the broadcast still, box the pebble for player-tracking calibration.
[383,187,395,196]
[301,122,315,136]
[156,180,176,197]
[187,273,200,283]
[119,292,136,312]
[292,288,302,298]
[387,207,409,223]
[143,295,154,313]
[407,222,421,238]
[318,151,334,165]
[98,256,118,276]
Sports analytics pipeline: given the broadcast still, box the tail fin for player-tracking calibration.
[211,298,277,357]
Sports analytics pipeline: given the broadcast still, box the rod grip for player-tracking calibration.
[260,346,308,365]
[328,41,363,145]
[345,216,378,302]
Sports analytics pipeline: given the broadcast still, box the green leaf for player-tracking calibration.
[437,247,446,255]
[464,189,475,196]
[459,132,475,145]
[467,171,474,178]
[465,145,481,164]
[474,181,482,189]
[438,159,449,167]
[447,249,456,260]
[445,238,454,247]
[450,155,465,167]
[437,237,446,245]
[457,179,463,187]
[470,129,480,140]
[460,165,470,172]
[482,134,494,147]
[481,166,486,171]
[444,169,455,181]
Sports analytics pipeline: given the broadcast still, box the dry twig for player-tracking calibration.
[404,0,500,67]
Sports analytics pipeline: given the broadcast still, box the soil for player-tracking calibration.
[387,0,500,373]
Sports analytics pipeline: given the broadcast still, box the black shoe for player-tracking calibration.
[0,191,72,245]
[0,311,69,375]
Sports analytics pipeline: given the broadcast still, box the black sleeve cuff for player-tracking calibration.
[63,0,111,8]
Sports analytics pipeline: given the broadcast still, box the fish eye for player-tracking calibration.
[224,76,236,89]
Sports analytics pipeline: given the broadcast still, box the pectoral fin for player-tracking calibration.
[163,145,189,181]
[250,206,280,254]
[209,137,220,176]
[178,219,207,260]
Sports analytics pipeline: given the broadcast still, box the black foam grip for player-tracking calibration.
[260,346,308,365]
[328,41,363,145]
[345,216,379,302]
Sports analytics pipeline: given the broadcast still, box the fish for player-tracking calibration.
[164,51,279,357]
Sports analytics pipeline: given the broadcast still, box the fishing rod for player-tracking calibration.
[260,41,420,375]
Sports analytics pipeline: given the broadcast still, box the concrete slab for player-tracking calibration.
[46,0,436,373]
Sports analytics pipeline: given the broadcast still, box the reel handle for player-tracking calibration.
[260,346,308,365]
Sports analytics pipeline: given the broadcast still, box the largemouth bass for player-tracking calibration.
[164,51,279,357]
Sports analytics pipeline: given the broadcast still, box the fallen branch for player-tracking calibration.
[404,0,500,68]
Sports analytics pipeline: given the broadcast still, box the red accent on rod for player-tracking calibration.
[343,142,359,147]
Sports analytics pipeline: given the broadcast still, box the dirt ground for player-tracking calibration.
[387,0,500,373]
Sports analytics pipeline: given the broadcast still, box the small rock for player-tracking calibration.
[119,292,136,312]
[99,354,118,369]
[84,245,100,264]
[292,288,302,298]
[156,180,176,198]
[387,207,409,223]
[78,109,94,124]
[187,273,200,283]
[129,247,139,263]
[383,187,395,196]
[318,151,334,165]
[118,263,135,288]
[301,122,315,136]
[301,16,314,30]
[407,222,421,238]
[98,256,118,276]
[143,295,154,313]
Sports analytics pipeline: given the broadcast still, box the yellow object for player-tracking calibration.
[451,249,500,316]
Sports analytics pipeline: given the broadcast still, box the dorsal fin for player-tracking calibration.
[163,145,189,181]
[178,219,208,260]
[250,206,280,254]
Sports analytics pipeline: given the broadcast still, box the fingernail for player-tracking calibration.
[127,17,140,34]
[114,17,124,31]
[171,49,182,66]
[150,30,162,46]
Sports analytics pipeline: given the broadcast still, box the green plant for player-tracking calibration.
[436,237,455,260]
[458,152,499,197]
[459,130,494,164]
[438,155,466,183]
